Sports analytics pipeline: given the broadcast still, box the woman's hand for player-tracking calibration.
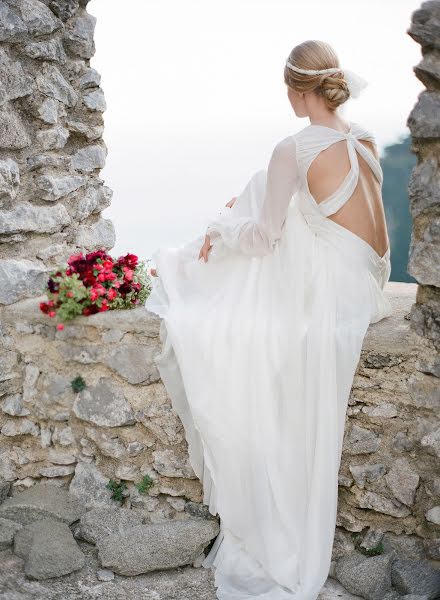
[198,234,213,263]
[225,196,237,208]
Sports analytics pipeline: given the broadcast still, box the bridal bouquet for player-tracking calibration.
[39,250,152,329]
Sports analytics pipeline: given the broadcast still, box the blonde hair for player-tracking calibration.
[284,40,350,111]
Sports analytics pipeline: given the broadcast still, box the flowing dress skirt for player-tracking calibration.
[145,169,392,600]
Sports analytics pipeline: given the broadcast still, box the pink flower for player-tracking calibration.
[56,323,64,331]
[123,267,133,281]
[48,311,56,318]
[107,288,117,301]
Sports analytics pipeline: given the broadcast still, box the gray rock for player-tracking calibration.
[73,377,135,427]
[424,538,440,561]
[393,431,414,452]
[391,557,440,598]
[1,394,30,416]
[106,344,160,384]
[14,518,85,580]
[39,465,76,478]
[343,424,381,455]
[152,449,197,479]
[356,490,411,518]
[52,425,74,447]
[48,0,80,22]
[96,568,114,582]
[408,218,440,287]
[83,88,106,112]
[408,157,440,219]
[65,117,103,140]
[0,477,11,503]
[408,1,440,50]
[36,63,77,107]
[0,259,49,304]
[408,91,440,138]
[79,67,101,89]
[0,48,33,106]
[0,516,22,549]
[0,158,19,202]
[36,97,62,124]
[85,428,126,459]
[421,427,440,458]
[385,458,420,506]
[22,38,67,62]
[382,532,426,560]
[47,450,76,465]
[74,216,115,250]
[98,518,220,576]
[69,462,114,509]
[0,106,31,149]
[361,403,398,418]
[71,144,106,172]
[18,0,61,37]
[36,125,69,150]
[0,202,71,234]
[78,506,143,544]
[0,483,84,524]
[349,463,386,489]
[64,11,96,58]
[0,2,28,42]
[408,372,440,411]
[335,551,394,600]
[27,152,69,170]
[35,174,86,201]
[425,506,440,525]
[1,418,40,437]
[74,184,112,220]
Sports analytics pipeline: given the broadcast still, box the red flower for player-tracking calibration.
[97,273,106,282]
[66,291,74,298]
[48,311,56,318]
[56,323,64,331]
[117,253,138,269]
[107,288,117,301]
[40,302,49,314]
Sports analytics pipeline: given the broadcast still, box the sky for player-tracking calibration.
[90,0,424,263]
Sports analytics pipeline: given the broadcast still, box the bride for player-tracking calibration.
[145,39,392,600]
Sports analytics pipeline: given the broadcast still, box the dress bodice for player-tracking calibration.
[294,122,383,217]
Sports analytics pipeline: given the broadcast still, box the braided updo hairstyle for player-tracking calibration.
[284,40,350,111]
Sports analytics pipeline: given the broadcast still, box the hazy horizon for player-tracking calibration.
[90,0,424,262]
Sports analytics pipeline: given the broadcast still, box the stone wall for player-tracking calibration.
[0,0,114,307]
[407,3,440,393]
[2,282,439,564]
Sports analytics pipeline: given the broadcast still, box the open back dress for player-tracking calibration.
[145,120,393,600]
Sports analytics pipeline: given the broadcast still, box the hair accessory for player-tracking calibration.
[285,59,368,99]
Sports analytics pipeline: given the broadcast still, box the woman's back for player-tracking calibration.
[306,130,390,259]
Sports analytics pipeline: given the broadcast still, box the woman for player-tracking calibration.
[145,40,392,600]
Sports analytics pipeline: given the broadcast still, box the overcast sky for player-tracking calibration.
[90,0,424,262]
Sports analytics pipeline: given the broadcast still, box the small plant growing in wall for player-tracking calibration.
[106,479,128,503]
[351,531,384,556]
[136,474,154,495]
[71,375,86,393]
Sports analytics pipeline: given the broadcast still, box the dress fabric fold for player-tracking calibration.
[145,121,393,600]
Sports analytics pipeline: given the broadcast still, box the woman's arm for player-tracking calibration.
[199,136,300,260]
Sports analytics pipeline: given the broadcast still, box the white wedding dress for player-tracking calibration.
[144,120,393,600]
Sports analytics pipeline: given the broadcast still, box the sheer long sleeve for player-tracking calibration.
[204,136,300,256]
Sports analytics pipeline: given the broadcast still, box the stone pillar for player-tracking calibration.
[0,0,114,306]
[407,1,440,376]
